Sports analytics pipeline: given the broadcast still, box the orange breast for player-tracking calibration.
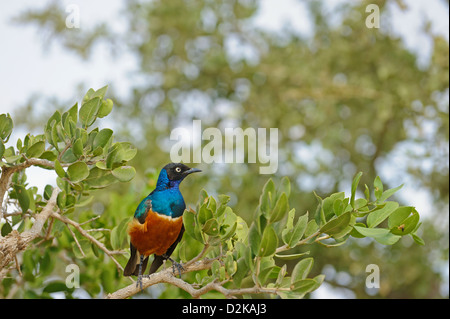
[127,210,183,256]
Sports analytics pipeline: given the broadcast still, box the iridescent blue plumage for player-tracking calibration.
[124,163,201,282]
[134,164,199,220]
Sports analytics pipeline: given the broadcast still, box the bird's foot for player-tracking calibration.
[162,254,184,278]
[171,260,184,278]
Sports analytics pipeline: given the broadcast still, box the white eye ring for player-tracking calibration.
[175,167,182,173]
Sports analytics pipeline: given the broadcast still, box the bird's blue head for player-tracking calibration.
[155,163,202,191]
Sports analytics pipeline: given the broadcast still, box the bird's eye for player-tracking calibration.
[175,167,182,173]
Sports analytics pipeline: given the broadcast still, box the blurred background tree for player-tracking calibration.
[4,0,448,298]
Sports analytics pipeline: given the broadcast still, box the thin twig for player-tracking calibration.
[66,223,85,258]
[50,212,124,272]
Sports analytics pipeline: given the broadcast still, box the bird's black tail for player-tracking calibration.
[124,242,149,276]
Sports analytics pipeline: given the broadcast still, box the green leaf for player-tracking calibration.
[25,141,45,158]
[211,260,221,276]
[282,211,308,247]
[198,204,213,225]
[219,207,237,240]
[290,279,318,296]
[291,257,314,283]
[354,198,367,210]
[44,185,54,200]
[54,159,66,178]
[374,176,383,199]
[351,172,363,208]
[183,209,197,239]
[350,222,367,238]
[67,162,89,182]
[412,233,425,245]
[83,88,96,101]
[1,222,13,236]
[13,185,30,213]
[218,194,231,205]
[390,208,420,235]
[68,103,78,123]
[51,124,60,151]
[92,85,108,99]
[57,190,66,209]
[43,281,72,293]
[98,98,114,118]
[202,218,220,236]
[106,143,124,168]
[364,184,370,201]
[269,192,288,223]
[0,113,13,141]
[93,128,113,149]
[112,166,136,182]
[120,142,138,161]
[258,225,278,257]
[40,150,57,161]
[304,219,319,238]
[332,198,344,216]
[233,258,249,287]
[319,211,351,235]
[0,140,5,158]
[378,184,404,202]
[111,217,131,250]
[388,206,414,229]
[275,251,310,260]
[313,191,326,226]
[260,178,275,216]
[367,201,399,228]
[353,226,401,245]
[72,138,84,157]
[84,167,117,189]
[248,223,261,256]
[79,97,101,128]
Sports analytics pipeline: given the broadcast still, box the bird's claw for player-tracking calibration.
[162,253,184,278]
[171,261,184,278]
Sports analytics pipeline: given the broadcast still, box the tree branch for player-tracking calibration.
[0,187,60,277]
[105,257,216,299]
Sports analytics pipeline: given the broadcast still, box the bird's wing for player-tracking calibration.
[134,197,152,224]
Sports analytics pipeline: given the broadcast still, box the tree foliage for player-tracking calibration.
[5,0,449,298]
[0,100,425,298]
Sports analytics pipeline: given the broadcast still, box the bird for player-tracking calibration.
[123,163,201,289]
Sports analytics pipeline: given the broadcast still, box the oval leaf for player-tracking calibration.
[367,201,399,228]
[258,224,278,257]
[319,211,351,235]
[291,257,314,284]
[26,141,45,158]
[112,166,136,182]
[79,97,101,128]
[269,192,288,223]
[93,128,113,149]
[67,162,89,182]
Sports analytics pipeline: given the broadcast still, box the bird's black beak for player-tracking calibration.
[184,167,202,175]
